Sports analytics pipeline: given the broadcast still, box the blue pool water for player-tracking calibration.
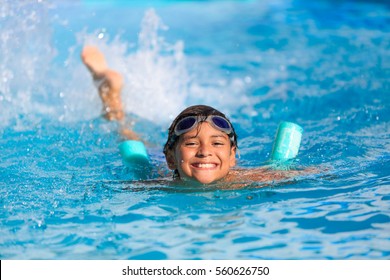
[1,0,389,259]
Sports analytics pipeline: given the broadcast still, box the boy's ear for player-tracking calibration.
[229,146,237,167]
[165,150,177,170]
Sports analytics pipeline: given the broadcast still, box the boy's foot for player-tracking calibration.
[81,46,124,121]
[81,46,108,78]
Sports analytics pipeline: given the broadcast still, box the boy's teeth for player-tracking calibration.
[197,163,215,168]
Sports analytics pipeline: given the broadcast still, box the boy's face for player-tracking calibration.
[166,122,236,184]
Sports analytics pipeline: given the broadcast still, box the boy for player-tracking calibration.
[82,46,312,187]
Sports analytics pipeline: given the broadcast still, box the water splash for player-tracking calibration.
[0,1,57,129]
[0,2,190,128]
[123,9,189,123]
[68,8,189,124]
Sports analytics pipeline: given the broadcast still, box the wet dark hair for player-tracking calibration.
[163,104,238,155]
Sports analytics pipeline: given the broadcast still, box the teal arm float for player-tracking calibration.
[118,140,151,180]
[270,121,303,169]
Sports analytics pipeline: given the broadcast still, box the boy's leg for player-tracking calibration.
[81,46,124,121]
[81,46,139,140]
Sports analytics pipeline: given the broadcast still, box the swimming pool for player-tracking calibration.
[1,0,389,259]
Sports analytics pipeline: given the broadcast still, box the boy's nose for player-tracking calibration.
[196,144,212,157]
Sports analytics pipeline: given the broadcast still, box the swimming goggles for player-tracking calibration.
[174,115,233,136]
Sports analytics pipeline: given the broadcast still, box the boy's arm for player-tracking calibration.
[227,166,320,183]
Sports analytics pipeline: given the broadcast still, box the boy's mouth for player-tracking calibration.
[191,163,218,169]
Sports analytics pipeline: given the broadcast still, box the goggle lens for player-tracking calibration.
[175,117,197,133]
[211,116,231,131]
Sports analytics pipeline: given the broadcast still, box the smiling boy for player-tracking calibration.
[81,46,314,187]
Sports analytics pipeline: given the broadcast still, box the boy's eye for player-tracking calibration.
[213,142,224,146]
[184,141,198,146]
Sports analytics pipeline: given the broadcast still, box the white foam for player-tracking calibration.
[0,1,57,128]
[0,3,191,127]
[66,9,190,125]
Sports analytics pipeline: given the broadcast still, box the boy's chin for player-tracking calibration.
[182,175,224,185]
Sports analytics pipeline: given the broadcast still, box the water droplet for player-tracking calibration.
[97,29,106,39]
